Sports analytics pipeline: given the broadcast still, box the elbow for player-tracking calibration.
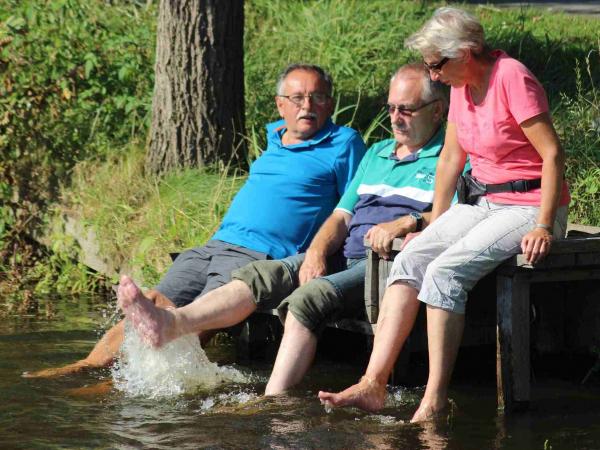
[542,145,566,170]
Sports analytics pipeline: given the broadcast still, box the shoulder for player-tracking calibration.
[355,139,395,168]
[327,124,366,159]
[494,52,539,84]
[264,119,285,148]
[329,123,363,144]
[265,119,285,136]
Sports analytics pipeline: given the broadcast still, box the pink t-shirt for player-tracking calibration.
[448,50,570,206]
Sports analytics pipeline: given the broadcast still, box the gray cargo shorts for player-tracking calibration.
[154,240,269,307]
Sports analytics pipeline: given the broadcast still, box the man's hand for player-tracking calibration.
[521,227,553,265]
[366,217,413,260]
[299,251,327,285]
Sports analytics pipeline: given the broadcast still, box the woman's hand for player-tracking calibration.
[521,227,553,265]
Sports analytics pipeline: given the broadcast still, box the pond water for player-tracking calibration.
[1,295,600,449]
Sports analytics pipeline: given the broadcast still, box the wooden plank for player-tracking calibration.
[577,253,600,266]
[525,268,600,283]
[496,273,531,412]
[364,248,379,323]
[567,223,600,234]
[378,258,394,304]
[507,252,600,270]
[363,236,405,252]
[326,318,375,335]
[539,237,600,253]
[253,309,375,335]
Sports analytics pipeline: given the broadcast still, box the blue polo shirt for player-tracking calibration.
[337,128,444,258]
[213,119,366,259]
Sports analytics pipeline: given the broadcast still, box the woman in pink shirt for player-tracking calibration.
[318,6,569,422]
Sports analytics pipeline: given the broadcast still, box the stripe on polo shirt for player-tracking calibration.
[356,183,435,204]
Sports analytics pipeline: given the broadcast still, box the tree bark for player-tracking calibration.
[146,0,245,174]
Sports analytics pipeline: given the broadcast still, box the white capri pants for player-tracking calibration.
[387,199,568,314]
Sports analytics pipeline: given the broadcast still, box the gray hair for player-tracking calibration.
[405,7,486,59]
[276,63,334,96]
[390,63,448,110]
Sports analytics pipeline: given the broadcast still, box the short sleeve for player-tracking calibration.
[334,132,367,197]
[502,63,549,124]
[335,146,372,214]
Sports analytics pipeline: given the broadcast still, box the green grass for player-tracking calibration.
[46,145,246,287]
[3,0,599,292]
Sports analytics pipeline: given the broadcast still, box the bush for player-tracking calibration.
[1,0,599,293]
[0,0,155,289]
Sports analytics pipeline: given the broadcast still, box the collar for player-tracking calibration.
[267,118,335,149]
[376,125,444,160]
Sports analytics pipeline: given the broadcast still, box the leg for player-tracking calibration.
[316,205,485,410]
[411,306,464,422]
[267,257,365,394]
[411,201,541,421]
[195,242,271,345]
[23,289,174,378]
[119,275,256,347]
[318,282,421,412]
[264,313,317,395]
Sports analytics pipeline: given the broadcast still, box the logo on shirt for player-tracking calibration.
[415,170,435,184]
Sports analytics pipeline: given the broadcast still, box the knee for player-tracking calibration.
[280,278,341,334]
[232,260,295,306]
[423,257,456,284]
[421,258,468,313]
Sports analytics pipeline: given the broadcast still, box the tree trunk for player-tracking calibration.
[146,0,245,174]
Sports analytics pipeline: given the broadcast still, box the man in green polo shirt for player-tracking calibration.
[117,63,447,395]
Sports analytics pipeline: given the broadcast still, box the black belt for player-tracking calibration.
[483,177,541,194]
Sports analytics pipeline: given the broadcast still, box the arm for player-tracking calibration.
[366,212,432,259]
[519,112,565,264]
[431,122,468,222]
[299,210,351,285]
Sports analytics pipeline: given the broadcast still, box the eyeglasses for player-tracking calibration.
[423,57,449,73]
[278,93,331,106]
[387,99,439,117]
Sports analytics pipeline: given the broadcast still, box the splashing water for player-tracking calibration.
[112,321,248,398]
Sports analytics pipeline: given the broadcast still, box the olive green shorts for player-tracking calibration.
[231,252,366,335]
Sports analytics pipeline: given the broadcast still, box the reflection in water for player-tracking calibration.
[112,321,249,398]
[2,295,600,449]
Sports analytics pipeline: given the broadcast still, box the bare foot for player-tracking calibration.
[318,376,386,413]
[117,275,178,348]
[410,398,451,423]
[22,360,94,378]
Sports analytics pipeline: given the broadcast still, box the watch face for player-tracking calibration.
[410,212,422,220]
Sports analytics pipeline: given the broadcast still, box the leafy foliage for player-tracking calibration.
[0,0,155,290]
[1,0,599,293]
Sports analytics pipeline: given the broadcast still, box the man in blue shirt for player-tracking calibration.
[25,63,366,378]
[115,63,448,395]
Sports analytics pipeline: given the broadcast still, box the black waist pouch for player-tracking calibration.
[456,170,487,205]
[456,169,542,205]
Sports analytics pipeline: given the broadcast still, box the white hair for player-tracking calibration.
[405,7,486,59]
[390,63,448,110]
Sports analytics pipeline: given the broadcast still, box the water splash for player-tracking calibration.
[112,321,248,398]
[386,385,421,407]
[198,390,260,413]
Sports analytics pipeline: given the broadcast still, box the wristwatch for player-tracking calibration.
[409,212,423,232]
